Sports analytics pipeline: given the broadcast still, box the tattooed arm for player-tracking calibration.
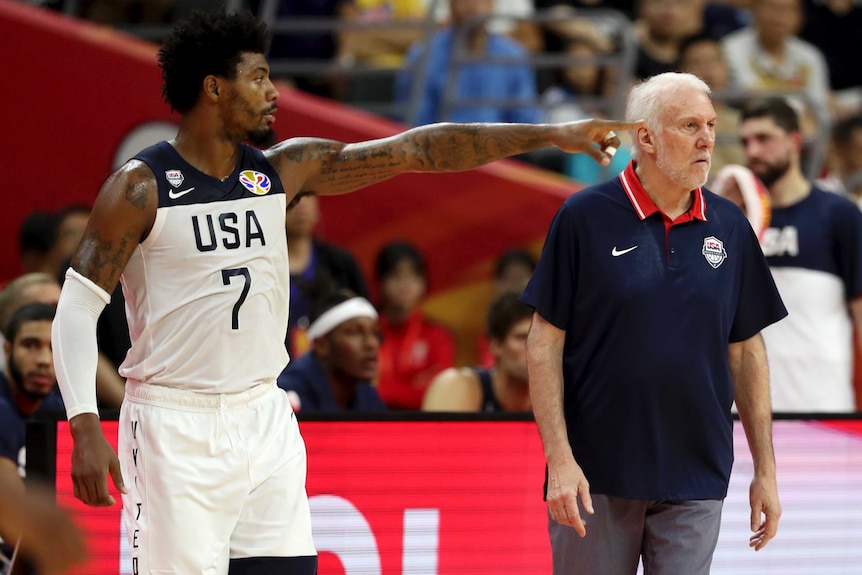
[53,161,155,508]
[266,119,644,198]
[71,161,158,293]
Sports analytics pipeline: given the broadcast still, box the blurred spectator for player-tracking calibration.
[0,303,65,572]
[721,0,830,114]
[374,241,455,410]
[396,0,539,125]
[277,289,386,412]
[338,0,428,67]
[477,248,536,367]
[0,304,64,474]
[433,0,544,52]
[677,33,747,176]
[818,114,862,204]
[423,292,532,411]
[633,0,707,80]
[800,0,862,118]
[285,194,370,358]
[710,164,773,240]
[535,0,636,20]
[740,97,862,412]
[0,273,125,409]
[260,0,345,98]
[18,210,57,276]
[49,204,91,276]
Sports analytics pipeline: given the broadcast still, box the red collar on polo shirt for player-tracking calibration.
[618,161,708,224]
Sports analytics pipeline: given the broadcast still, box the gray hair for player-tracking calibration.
[625,73,712,158]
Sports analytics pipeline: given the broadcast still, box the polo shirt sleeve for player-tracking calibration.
[520,202,578,330]
[729,223,788,342]
[831,198,862,301]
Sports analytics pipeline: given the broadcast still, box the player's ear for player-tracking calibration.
[203,75,221,102]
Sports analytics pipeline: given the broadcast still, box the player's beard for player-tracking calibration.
[656,141,709,191]
[751,156,791,188]
[7,353,53,401]
[248,127,277,148]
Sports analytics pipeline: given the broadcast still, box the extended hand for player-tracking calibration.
[70,413,127,507]
[551,119,645,166]
[547,454,593,537]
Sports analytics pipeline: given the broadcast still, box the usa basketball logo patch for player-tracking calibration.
[165,170,184,188]
[702,236,727,269]
[239,170,272,195]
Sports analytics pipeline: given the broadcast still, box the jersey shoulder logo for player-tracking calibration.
[239,170,272,195]
[165,169,184,188]
[702,236,727,269]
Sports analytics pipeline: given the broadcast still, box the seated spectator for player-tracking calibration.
[285,194,370,358]
[539,20,633,181]
[800,0,862,118]
[433,0,544,52]
[423,292,532,412]
[49,204,91,278]
[396,0,539,126]
[677,33,746,176]
[277,290,386,412]
[633,0,707,80]
[18,210,57,276]
[374,241,455,410]
[0,303,66,570]
[0,304,64,475]
[818,114,862,205]
[477,248,536,367]
[0,273,125,409]
[721,0,830,116]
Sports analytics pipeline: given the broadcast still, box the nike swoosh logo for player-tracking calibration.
[611,245,638,257]
[168,187,195,199]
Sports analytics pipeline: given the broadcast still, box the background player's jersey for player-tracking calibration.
[761,187,862,412]
[119,142,289,393]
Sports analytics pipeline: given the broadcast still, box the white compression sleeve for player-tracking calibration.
[52,268,111,419]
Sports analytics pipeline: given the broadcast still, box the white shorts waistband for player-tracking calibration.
[124,380,278,411]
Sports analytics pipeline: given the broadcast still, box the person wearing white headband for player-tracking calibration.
[278,293,386,413]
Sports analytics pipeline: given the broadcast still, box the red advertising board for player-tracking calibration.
[55,419,551,575]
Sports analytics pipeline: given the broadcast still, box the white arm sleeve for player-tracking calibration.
[52,268,111,419]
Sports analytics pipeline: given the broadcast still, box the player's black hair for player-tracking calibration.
[18,210,57,256]
[740,97,800,134]
[487,292,533,342]
[494,248,536,280]
[375,241,427,282]
[6,303,55,345]
[308,288,358,325]
[158,9,270,114]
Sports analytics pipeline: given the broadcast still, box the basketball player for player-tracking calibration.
[51,10,639,575]
[422,292,532,412]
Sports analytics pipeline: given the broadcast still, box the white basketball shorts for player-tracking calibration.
[118,381,316,574]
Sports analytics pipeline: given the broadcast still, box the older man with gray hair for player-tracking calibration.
[522,72,787,574]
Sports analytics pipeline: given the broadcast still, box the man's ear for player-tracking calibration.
[203,75,221,102]
[312,335,331,359]
[637,126,655,155]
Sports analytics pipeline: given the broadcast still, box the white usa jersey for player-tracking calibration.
[119,141,289,393]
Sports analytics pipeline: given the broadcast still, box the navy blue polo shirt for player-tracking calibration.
[521,162,787,500]
[277,352,387,413]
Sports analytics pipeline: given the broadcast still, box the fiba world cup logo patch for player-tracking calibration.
[239,170,272,195]
[702,236,727,269]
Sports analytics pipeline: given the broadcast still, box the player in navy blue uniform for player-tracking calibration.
[740,97,862,413]
[277,289,386,412]
[50,9,641,575]
[522,73,787,575]
[422,292,533,412]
